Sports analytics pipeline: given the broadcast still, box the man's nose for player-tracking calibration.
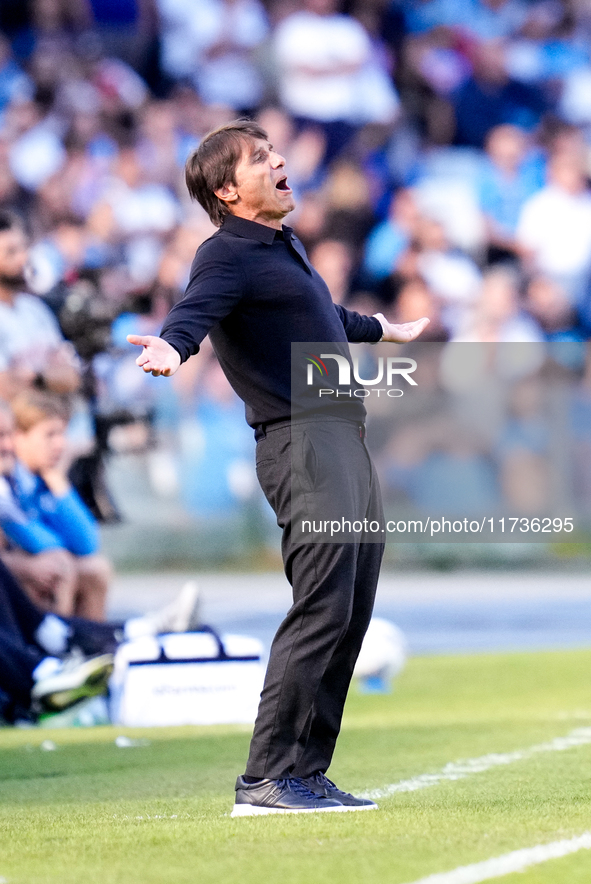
[270,151,285,168]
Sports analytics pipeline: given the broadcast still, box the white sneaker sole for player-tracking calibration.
[231,803,372,817]
[339,803,378,811]
[32,655,113,700]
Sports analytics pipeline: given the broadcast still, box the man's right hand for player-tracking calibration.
[127,335,182,377]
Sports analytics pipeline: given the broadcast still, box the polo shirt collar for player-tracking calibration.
[220,214,313,273]
[221,214,279,244]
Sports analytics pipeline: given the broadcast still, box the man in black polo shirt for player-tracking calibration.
[128,120,428,816]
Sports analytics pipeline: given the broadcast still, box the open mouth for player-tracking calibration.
[275,176,291,192]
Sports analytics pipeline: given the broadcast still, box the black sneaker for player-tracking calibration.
[231,776,347,817]
[301,771,378,810]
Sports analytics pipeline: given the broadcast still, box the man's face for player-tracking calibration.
[0,227,28,289]
[15,417,67,474]
[219,138,295,228]
[0,409,15,476]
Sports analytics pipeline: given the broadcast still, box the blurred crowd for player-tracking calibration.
[1,0,591,520]
[360,340,591,522]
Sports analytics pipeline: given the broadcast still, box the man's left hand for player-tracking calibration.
[373,314,430,343]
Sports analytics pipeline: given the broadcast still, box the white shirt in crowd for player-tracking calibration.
[0,293,65,374]
[418,249,481,336]
[157,0,268,110]
[516,184,591,281]
[274,11,398,125]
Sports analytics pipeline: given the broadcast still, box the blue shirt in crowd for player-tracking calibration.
[0,461,99,556]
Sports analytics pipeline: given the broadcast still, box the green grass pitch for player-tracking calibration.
[2,649,591,884]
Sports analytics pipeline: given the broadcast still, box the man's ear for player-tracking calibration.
[214,182,238,205]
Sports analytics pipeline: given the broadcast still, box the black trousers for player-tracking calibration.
[0,559,45,707]
[0,559,119,708]
[245,417,384,779]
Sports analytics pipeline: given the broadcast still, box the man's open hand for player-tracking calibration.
[373,314,430,343]
[127,335,181,377]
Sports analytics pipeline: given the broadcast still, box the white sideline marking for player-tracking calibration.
[402,832,591,884]
[363,727,591,800]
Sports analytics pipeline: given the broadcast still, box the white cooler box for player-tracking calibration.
[110,629,265,727]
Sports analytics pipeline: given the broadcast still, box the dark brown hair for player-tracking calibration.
[185,119,268,227]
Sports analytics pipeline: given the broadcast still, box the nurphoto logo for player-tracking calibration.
[306,352,418,398]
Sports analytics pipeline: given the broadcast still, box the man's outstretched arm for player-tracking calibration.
[127,335,182,377]
[335,303,430,344]
[128,314,431,376]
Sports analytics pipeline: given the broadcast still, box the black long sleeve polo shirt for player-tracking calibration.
[160,213,383,430]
